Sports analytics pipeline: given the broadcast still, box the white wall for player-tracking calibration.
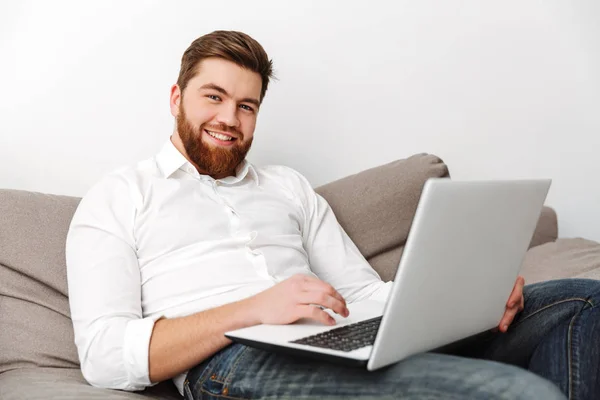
[1,0,599,241]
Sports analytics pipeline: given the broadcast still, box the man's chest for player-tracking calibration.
[132,179,305,254]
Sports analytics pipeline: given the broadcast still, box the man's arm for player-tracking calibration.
[284,168,392,303]
[148,274,349,382]
[67,173,157,390]
[147,297,257,383]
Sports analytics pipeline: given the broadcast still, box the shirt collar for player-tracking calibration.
[228,159,260,186]
[155,138,259,186]
[155,139,189,179]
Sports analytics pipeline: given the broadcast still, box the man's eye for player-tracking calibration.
[239,104,254,112]
[207,95,221,101]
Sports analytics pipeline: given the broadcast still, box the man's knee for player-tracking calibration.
[483,364,565,400]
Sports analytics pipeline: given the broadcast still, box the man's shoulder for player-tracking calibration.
[81,158,156,207]
[89,164,137,192]
[89,156,159,192]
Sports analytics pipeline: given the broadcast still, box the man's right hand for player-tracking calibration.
[248,274,350,326]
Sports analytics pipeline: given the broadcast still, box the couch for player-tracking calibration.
[1,154,600,399]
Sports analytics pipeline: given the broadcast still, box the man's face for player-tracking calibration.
[171,58,262,178]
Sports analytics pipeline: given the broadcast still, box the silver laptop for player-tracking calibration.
[225,178,551,371]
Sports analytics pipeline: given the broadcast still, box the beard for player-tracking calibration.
[176,105,253,178]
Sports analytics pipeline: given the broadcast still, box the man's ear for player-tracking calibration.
[170,84,182,117]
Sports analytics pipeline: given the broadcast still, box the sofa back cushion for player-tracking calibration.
[0,153,448,372]
[0,190,81,373]
[316,154,450,281]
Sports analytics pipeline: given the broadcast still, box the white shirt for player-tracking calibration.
[66,139,391,395]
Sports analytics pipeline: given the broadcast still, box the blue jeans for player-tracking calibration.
[184,279,600,399]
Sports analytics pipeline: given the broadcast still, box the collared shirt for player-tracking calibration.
[66,139,392,395]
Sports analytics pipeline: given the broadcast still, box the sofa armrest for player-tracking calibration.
[529,206,558,249]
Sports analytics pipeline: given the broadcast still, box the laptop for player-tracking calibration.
[225,178,551,371]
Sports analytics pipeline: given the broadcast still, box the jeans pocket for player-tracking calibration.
[201,344,250,398]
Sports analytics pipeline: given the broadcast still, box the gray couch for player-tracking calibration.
[1,154,599,399]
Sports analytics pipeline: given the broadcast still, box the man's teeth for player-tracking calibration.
[207,130,233,141]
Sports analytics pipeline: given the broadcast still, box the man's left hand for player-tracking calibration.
[498,275,525,333]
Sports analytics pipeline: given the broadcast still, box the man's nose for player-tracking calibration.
[216,103,240,129]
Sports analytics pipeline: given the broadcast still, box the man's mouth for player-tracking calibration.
[204,129,237,145]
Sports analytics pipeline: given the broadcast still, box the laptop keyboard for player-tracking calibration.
[290,316,382,352]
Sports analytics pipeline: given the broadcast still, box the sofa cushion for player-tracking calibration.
[0,190,81,373]
[529,206,558,249]
[315,154,450,281]
[520,238,600,284]
[0,368,180,400]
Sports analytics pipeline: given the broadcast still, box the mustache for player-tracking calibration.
[201,123,243,139]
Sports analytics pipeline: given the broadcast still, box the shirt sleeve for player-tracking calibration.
[286,168,393,304]
[66,170,161,391]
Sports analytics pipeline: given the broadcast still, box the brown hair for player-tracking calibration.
[177,30,274,102]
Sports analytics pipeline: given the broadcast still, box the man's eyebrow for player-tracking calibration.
[200,83,228,95]
[199,83,260,108]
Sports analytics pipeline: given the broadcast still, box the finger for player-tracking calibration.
[513,277,525,309]
[507,276,525,307]
[302,281,347,306]
[300,292,349,317]
[499,307,519,332]
[506,277,523,306]
[297,304,336,326]
[294,276,348,315]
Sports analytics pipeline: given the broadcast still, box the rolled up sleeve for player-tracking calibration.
[66,171,161,391]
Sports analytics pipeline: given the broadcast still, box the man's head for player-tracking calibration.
[170,31,273,179]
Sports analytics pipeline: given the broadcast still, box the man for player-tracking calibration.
[66,30,599,399]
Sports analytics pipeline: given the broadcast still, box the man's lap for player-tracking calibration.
[184,344,563,399]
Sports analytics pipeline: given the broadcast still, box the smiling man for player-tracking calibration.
[66,30,600,400]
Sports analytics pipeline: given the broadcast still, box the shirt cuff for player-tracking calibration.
[123,315,164,389]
